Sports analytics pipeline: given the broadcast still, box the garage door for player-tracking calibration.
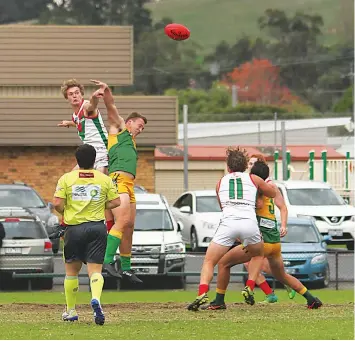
[155,170,224,204]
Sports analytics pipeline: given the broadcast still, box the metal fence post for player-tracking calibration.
[335,251,339,291]
[309,150,314,180]
[322,150,327,183]
[274,150,279,180]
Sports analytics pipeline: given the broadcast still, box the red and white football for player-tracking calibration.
[164,23,190,41]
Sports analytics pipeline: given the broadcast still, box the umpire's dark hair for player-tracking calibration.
[75,144,96,170]
[250,160,269,180]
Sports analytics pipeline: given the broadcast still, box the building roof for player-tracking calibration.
[155,145,346,161]
[178,117,352,140]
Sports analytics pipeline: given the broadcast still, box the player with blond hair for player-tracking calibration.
[58,79,109,174]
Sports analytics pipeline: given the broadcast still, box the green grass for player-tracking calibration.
[0,289,353,339]
[146,0,353,53]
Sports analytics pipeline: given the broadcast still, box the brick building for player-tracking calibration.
[0,25,177,202]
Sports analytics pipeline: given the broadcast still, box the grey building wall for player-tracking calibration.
[179,127,327,145]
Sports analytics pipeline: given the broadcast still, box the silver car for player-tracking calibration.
[0,183,60,253]
[0,208,54,289]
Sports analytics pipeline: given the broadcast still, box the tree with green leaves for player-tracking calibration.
[0,0,51,24]
[39,0,152,42]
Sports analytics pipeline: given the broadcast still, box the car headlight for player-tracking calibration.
[297,214,316,221]
[47,215,59,227]
[164,243,185,254]
[311,254,327,264]
[202,221,215,229]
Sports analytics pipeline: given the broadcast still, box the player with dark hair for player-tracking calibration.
[90,80,147,284]
[187,147,277,311]
[52,144,121,324]
[203,161,322,310]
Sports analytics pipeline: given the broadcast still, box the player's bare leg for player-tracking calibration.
[187,241,230,311]
[241,241,264,305]
[244,259,278,303]
[202,245,251,310]
[118,202,142,284]
[267,256,323,309]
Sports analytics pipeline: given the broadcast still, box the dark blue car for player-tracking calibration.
[266,217,330,288]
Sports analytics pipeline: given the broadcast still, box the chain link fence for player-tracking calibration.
[0,250,353,291]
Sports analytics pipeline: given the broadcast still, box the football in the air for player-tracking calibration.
[164,23,190,41]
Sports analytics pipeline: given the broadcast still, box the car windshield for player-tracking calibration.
[135,209,174,231]
[281,223,319,243]
[3,221,47,239]
[196,196,221,213]
[286,188,344,206]
[0,189,46,208]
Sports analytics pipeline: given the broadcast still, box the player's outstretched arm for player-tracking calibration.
[84,88,102,117]
[58,120,76,128]
[90,79,125,132]
[273,184,288,236]
[251,174,276,198]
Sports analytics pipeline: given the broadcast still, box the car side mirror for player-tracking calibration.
[180,206,191,214]
[47,202,54,210]
[177,222,182,232]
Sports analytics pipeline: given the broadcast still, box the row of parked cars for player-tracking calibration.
[0,180,353,290]
[170,180,355,288]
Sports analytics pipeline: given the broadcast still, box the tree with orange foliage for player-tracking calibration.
[221,59,301,106]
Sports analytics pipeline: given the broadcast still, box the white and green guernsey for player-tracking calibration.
[72,99,108,150]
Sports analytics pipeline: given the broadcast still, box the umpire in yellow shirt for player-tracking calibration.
[52,144,120,325]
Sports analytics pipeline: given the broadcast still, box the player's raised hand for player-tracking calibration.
[92,88,105,98]
[58,120,71,128]
[90,79,108,90]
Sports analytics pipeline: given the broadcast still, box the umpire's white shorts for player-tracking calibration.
[212,218,262,247]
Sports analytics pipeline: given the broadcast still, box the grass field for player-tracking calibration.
[0,289,353,339]
[146,0,352,53]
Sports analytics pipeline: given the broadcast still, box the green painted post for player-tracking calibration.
[321,150,327,182]
[274,150,279,180]
[345,152,350,190]
[286,150,291,179]
[309,150,315,180]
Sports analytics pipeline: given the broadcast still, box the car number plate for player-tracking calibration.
[285,268,296,274]
[4,247,22,254]
[135,268,150,274]
[328,229,343,237]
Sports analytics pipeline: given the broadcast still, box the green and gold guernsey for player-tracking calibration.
[256,179,280,243]
[108,128,137,177]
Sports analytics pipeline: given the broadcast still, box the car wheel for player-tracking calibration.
[190,228,200,252]
[346,241,354,251]
[321,265,330,288]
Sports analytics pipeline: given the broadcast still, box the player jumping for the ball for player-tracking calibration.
[90,79,147,285]
[58,79,115,231]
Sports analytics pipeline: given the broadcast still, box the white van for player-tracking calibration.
[104,193,186,290]
[274,180,355,250]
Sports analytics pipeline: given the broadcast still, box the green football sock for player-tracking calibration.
[120,254,131,271]
[104,231,122,264]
